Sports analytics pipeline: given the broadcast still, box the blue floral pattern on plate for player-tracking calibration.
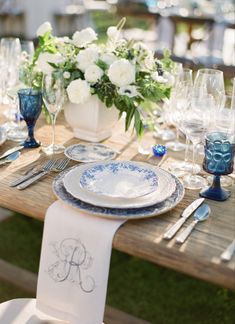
[80,161,158,199]
[53,166,185,220]
[64,144,117,163]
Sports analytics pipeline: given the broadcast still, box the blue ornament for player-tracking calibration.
[152,144,167,157]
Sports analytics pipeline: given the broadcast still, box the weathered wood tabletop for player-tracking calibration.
[0,109,234,291]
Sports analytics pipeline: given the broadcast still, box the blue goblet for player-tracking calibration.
[18,89,42,148]
[200,132,235,201]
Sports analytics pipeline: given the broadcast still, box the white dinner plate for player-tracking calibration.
[63,161,176,209]
[79,161,159,199]
[64,143,117,163]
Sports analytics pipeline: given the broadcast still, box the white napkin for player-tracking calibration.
[36,201,126,324]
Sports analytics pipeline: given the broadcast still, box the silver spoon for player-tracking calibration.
[176,204,211,244]
[0,151,21,166]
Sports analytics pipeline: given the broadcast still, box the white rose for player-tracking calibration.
[72,28,97,48]
[63,71,71,79]
[36,22,52,37]
[108,59,135,87]
[76,48,99,72]
[67,79,91,104]
[85,65,103,83]
[37,52,63,74]
[107,26,119,40]
[100,53,117,66]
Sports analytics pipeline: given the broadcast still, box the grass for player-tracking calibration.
[0,214,235,324]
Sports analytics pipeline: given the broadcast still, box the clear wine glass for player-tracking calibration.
[182,105,209,190]
[42,75,65,155]
[166,77,192,152]
[194,69,225,111]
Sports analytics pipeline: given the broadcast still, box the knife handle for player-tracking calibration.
[221,240,235,262]
[163,217,186,240]
[10,170,41,187]
[176,220,198,244]
[17,170,49,190]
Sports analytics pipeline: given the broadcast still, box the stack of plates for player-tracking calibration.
[53,160,185,220]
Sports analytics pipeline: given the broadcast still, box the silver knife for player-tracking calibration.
[163,198,205,240]
[0,145,24,160]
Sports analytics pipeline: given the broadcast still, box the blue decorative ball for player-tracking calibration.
[152,144,167,157]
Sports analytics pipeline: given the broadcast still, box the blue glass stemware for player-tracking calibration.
[18,88,42,148]
[200,132,235,201]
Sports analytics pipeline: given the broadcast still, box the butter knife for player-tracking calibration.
[163,198,205,240]
[0,145,24,160]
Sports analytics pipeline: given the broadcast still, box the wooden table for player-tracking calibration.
[0,111,234,292]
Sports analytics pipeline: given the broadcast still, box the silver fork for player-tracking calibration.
[17,158,70,190]
[10,159,57,187]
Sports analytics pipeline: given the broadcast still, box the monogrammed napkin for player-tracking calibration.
[36,201,126,324]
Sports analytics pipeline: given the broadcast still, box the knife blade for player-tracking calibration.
[0,145,24,160]
[163,198,205,240]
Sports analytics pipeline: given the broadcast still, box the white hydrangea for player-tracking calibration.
[72,28,97,48]
[37,52,63,74]
[85,65,103,83]
[36,22,52,37]
[152,71,174,85]
[67,79,91,104]
[100,53,117,66]
[76,48,99,72]
[108,59,135,87]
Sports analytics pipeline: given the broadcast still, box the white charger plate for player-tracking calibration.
[64,143,117,163]
[63,162,176,209]
[79,161,159,199]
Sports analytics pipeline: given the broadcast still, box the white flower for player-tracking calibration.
[100,53,117,66]
[142,55,155,71]
[36,22,52,37]
[63,71,71,79]
[133,42,149,52]
[85,65,103,83]
[72,28,97,48]
[152,72,168,84]
[37,52,63,74]
[107,26,119,40]
[67,79,91,104]
[76,48,99,72]
[108,59,135,87]
[118,85,143,98]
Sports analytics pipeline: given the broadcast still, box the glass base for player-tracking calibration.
[183,174,208,190]
[200,186,230,201]
[42,144,65,155]
[7,128,27,142]
[23,138,41,149]
[169,161,201,174]
[207,175,233,188]
[166,141,185,152]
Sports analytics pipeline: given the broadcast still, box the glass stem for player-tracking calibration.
[184,136,190,163]
[192,142,196,176]
[51,113,57,148]
[212,175,221,190]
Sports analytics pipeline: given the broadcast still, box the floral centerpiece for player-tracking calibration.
[20,18,173,140]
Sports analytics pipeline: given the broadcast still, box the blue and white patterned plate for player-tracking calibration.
[64,143,117,163]
[79,161,158,199]
[53,166,184,220]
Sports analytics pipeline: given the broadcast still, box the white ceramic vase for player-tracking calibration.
[64,95,119,142]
